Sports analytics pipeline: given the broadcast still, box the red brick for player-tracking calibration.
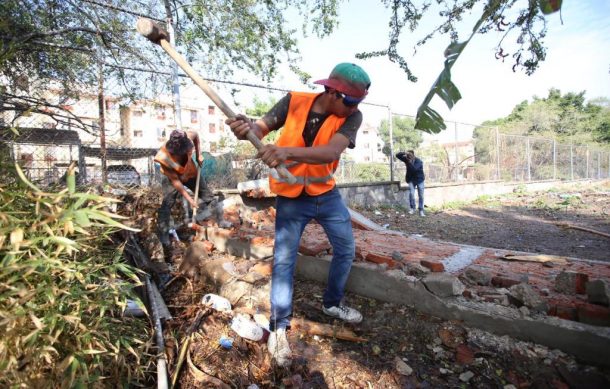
[547,304,578,321]
[252,262,273,276]
[365,252,401,269]
[491,276,521,288]
[462,289,473,298]
[577,303,610,326]
[575,273,589,294]
[455,344,475,365]
[298,240,331,256]
[421,259,444,272]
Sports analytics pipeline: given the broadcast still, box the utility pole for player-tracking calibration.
[164,0,182,131]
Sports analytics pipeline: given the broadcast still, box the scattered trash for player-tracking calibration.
[219,336,233,350]
[231,313,264,341]
[169,228,179,242]
[374,211,382,215]
[382,223,390,229]
[201,294,232,312]
[124,299,146,317]
[247,385,260,389]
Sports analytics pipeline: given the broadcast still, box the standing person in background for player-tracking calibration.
[226,63,370,367]
[396,150,426,216]
[154,130,230,248]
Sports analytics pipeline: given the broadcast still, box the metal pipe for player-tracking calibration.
[388,105,395,182]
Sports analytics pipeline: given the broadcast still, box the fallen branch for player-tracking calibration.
[555,222,610,239]
[187,348,230,389]
[236,307,367,343]
[171,309,209,387]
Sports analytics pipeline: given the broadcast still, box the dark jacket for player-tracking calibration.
[396,152,425,184]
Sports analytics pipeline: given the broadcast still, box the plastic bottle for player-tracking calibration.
[201,293,232,312]
[219,336,233,350]
[230,313,264,341]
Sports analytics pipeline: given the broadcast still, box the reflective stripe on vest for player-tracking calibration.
[154,146,197,182]
[269,92,346,198]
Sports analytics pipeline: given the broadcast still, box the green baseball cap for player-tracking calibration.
[314,63,371,98]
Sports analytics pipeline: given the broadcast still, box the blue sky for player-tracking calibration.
[231,0,610,137]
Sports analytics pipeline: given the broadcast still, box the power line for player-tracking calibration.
[104,63,291,92]
[80,0,164,22]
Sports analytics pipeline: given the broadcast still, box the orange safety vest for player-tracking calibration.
[154,145,197,182]
[269,92,346,198]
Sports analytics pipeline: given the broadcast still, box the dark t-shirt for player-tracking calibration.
[261,93,362,148]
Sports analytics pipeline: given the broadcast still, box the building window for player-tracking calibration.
[219,120,224,132]
[190,110,198,123]
[156,128,165,138]
[105,100,115,110]
[133,129,143,137]
[208,106,215,115]
[364,143,370,149]
[364,156,370,161]
[133,110,143,117]
[209,123,216,133]
[363,129,369,134]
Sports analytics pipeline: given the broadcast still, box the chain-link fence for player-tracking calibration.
[2,66,609,189]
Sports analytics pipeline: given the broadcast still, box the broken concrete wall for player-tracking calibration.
[337,179,601,208]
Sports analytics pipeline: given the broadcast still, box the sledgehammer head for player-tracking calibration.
[136,18,169,44]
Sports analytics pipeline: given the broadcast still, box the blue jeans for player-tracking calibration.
[408,181,425,210]
[270,188,355,330]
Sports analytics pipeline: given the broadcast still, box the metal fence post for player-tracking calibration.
[570,142,574,180]
[586,146,589,179]
[454,121,459,181]
[526,136,531,181]
[553,138,556,180]
[495,127,500,180]
[97,57,107,184]
[388,105,394,182]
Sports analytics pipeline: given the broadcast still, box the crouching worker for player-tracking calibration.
[226,62,370,367]
[155,129,230,247]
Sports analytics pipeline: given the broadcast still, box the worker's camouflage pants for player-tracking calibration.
[156,175,218,246]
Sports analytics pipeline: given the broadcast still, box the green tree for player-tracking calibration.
[378,115,422,157]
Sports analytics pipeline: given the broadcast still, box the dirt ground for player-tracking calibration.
[127,182,610,388]
[356,182,610,262]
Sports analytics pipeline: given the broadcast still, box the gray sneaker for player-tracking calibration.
[322,304,363,323]
[267,327,291,367]
[419,210,425,217]
[408,209,415,215]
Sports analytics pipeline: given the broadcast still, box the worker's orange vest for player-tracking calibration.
[269,92,346,198]
[154,146,197,182]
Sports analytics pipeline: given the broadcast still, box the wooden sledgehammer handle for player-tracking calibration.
[136,18,296,184]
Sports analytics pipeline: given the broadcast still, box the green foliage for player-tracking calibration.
[355,163,390,182]
[379,116,422,157]
[0,0,340,127]
[0,166,152,387]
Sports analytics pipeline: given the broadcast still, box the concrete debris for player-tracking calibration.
[463,265,493,286]
[554,270,589,295]
[394,357,413,376]
[459,370,474,382]
[586,279,610,306]
[422,273,466,297]
[508,283,549,312]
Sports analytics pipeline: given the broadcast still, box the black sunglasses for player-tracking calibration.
[325,87,364,107]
